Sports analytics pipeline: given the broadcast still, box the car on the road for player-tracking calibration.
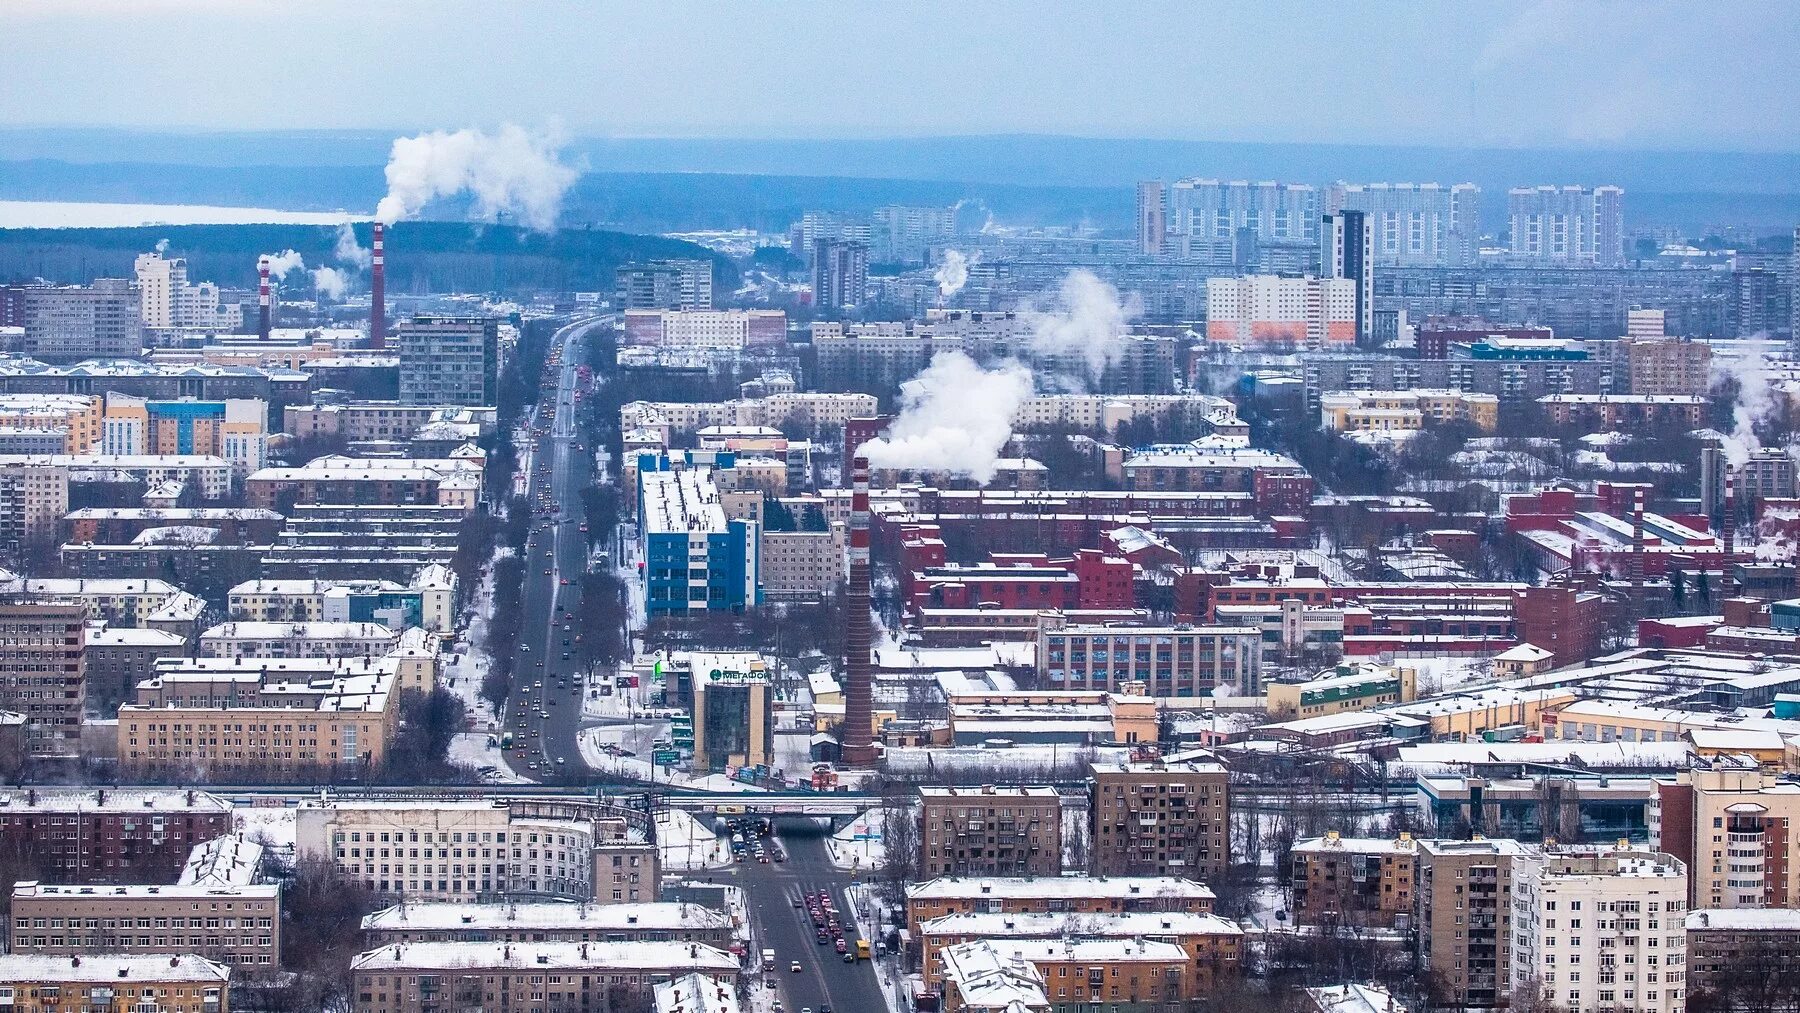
[834,939,847,955]
[789,962,802,973]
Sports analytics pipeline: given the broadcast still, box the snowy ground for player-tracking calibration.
[1060,803,1090,870]
[656,809,733,871]
[846,882,912,1013]
[442,545,527,780]
[825,809,890,872]
[1404,654,1500,696]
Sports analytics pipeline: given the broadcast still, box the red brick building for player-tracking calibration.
[0,788,233,884]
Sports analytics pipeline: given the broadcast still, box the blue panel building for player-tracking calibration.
[637,452,761,614]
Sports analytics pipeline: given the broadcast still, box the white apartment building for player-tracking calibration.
[1507,185,1626,267]
[1204,275,1357,345]
[1324,182,1480,267]
[1013,393,1247,440]
[134,252,241,331]
[298,800,596,900]
[0,460,68,551]
[1166,179,1319,258]
[1511,847,1688,1013]
[622,309,785,350]
[198,620,405,660]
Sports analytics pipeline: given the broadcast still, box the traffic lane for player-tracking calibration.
[735,858,831,1013]
[736,826,885,1013]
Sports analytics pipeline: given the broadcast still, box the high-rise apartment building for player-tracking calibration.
[1416,838,1533,1008]
[133,252,240,331]
[1507,185,1625,266]
[1510,847,1688,1013]
[1167,179,1319,265]
[0,459,68,553]
[1135,181,1166,256]
[1088,750,1230,881]
[1325,182,1480,266]
[811,239,869,311]
[1650,764,1800,909]
[872,204,956,263]
[102,394,269,478]
[1204,275,1357,345]
[1627,307,1667,339]
[1618,336,1712,396]
[23,281,142,361]
[1290,832,1420,928]
[919,786,1062,880]
[1322,210,1374,344]
[396,316,499,406]
[615,259,714,311]
[0,602,86,756]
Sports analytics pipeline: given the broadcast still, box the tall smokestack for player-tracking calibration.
[370,221,387,349]
[257,256,271,340]
[1631,488,1645,601]
[841,455,876,768]
[1722,473,1737,600]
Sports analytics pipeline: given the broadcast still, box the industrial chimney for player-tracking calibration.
[841,455,876,768]
[370,221,387,349]
[1721,473,1737,600]
[1631,487,1645,601]
[256,256,272,340]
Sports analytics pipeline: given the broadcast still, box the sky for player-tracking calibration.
[4,1,1798,152]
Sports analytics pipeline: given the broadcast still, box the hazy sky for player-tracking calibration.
[5,1,1797,151]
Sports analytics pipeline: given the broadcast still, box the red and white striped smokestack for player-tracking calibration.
[257,256,271,340]
[1630,487,1645,598]
[369,221,387,349]
[841,454,876,768]
[1722,473,1737,599]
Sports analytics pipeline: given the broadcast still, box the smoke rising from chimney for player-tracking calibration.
[1023,269,1140,384]
[153,238,169,255]
[261,249,306,280]
[934,249,976,301]
[311,266,350,300]
[1712,344,1783,467]
[333,223,372,270]
[861,351,1033,484]
[374,124,578,231]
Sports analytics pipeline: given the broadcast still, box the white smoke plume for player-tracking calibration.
[153,238,169,255]
[333,223,372,270]
[1023,269,1141,382]
[861,351,1034,485]
[934,249,976,301]
[261,249,306,280]
[374,124,578,231]
[1711,345,1781,467]
[311,267,350,300]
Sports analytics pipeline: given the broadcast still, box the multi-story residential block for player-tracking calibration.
[10,879,281,971]
[296,796,657,904]
[101,395,268,478]
[1013,392,1246,439]
[1167,179,1320,263]
[938,937,1191,1013]
[1507,185,1625,267]
[919,786,1062,880]
[811,239,869,311]
[1290,832,1420,928]
[1416,837,1533,1009]
[1617,336,1711,396]
[62,508,283,547]
[0,460,67,554]
[616,259,714,310]
[1036,615,1264,696]
[1317,389,1499,432]
[1686,907,1800,999]
[622,309,785,349]
[1204,275,1357,345]
[284,402,497,445]
[1322,210,1373,344]
[244,456,481,512]
[360,901,732,949]
[22,280,142,361]
[1511,846,1688,1013]
[0,953,228,1013]
[133,252,241,332]
[197,620,404,660]
[0,602,86,756]
[871,204,957,262]
[0,395,102,454]
[1325,182,1480,267]
[1088,749,1230,881]
[758,528,846,598]
[0,453,231,500]
[259,505,465,584]
[1700,445,1796,516]
[0,788,233,884]
[117,653,415,773]
[1650,764,1800,910]
[905,875,1217,936]
[1135,181,1166,256]
[1117,443,1311,500]
[349,941,736,1013]
[920,911,1242,999]
[623,393,879,439]
[1537,393,1707,428]
[228,567,456,632]
[395,316,499,407]
[638,461,760,614]
[82,624,189,714]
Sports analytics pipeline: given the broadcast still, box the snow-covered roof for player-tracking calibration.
[349,940,738,973]
[363,901,729,934]
[0,953,228,983]
[909,875,1215,902]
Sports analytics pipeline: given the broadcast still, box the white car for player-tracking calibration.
[789,961,802,973]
